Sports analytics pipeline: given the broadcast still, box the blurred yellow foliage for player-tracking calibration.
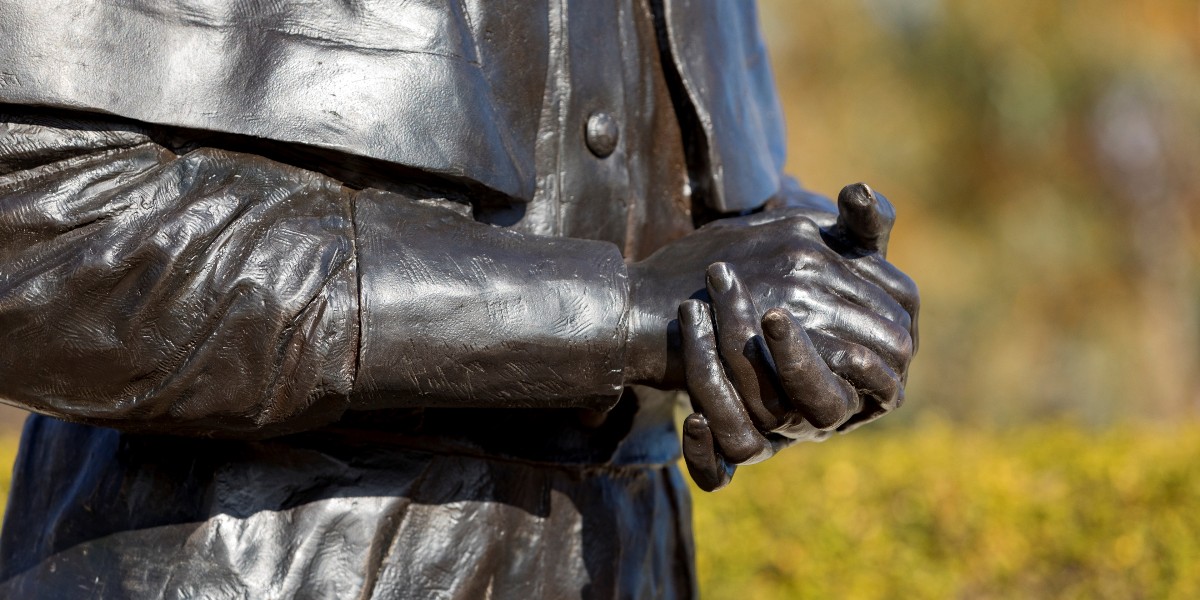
[0,437,16,519]
[2,423,1197,598]
[681,1,1200,595]
[760,0,1200,425]
[691,419,1200,599]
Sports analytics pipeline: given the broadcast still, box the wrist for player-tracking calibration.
[623,261,685,389]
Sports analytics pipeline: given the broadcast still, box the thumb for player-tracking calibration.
[835,182,896,258]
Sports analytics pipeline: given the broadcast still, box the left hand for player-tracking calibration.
[680,183,919,492]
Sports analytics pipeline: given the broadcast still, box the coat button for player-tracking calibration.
[585,112,619,158]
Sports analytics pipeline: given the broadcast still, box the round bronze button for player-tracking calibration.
[585,112,619,158]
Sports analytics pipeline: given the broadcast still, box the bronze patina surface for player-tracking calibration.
[0,1,917,597]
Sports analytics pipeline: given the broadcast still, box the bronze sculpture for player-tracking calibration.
[0,0,918,597]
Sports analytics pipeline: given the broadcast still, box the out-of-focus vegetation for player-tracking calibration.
[2,423,1198,598]
[0,438,14,504]
[688,1,1200,597]
[692,419,1200,599]
[759,0,1200,425]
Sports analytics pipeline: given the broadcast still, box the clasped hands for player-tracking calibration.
[626,184,919,491]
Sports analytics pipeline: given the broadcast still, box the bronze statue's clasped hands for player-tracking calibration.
[626,183,919,491]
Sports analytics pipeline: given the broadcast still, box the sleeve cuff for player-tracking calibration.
[352,189,630,410]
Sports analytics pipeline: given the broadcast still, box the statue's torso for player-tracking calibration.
[0,0,790,596]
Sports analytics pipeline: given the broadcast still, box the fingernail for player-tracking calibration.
[762,309,789,341]
[684,413,710,438]
[707,263,732,293]
[838,182,874,209]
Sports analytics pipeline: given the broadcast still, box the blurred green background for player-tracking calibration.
[760,0,1200,427]
[687,0,1200,597]
[2,0,1200,597]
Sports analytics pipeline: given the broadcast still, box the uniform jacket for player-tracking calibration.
[0,0,796,597]
[0,0,787,213]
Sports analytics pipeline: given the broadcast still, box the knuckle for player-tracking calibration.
[685,358,727,397]
[795,244,823,263]
[898,273,921,310]
[879,373,903,410]
[845,345,875,373]
[894,307,913,334]
[790,216,822,238]
[808,400,849,431]
[776,360,810,385]
[895,330,915,364]
[697,360,728,389]
[879,326,914,367]
[727,293,757,318]
[826,347,852,372]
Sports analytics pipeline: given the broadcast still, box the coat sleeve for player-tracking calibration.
[0,113,630,438]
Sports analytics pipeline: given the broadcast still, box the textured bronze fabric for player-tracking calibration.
[0,0,783,212]
[0,113,634,434]
[0,103,692,599]
[0,416,695,599]
[0,0,717,595]
[0,0,926,590]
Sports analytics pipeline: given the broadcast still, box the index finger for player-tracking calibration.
[679,299,773,465]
